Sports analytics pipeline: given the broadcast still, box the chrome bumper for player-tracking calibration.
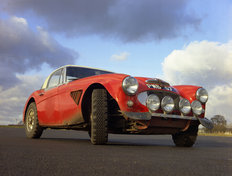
[122,111,214,129]
[151,113,198,120]
[197,117,214,129]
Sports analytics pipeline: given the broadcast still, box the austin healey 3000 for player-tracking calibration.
[23,65,213,146]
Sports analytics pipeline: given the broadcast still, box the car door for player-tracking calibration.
[57,67,85,125]
[37,68,63,125]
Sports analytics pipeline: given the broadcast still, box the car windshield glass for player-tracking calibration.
[66,67,113,82]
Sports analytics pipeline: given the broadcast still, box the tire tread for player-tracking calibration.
[172,125,198,147]
[25,102,43,138]
[90,89,108,145]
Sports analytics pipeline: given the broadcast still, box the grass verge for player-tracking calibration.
[0,125,24,128]
[198,132,232,137]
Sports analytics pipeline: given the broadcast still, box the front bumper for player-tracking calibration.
[122,111,214,129]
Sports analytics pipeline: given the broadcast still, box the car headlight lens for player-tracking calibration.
[122,76,138,95]
[146,94,160,112]
[179,98,191,115]
[196,88,208,103]
[161,96,174,113]
[191,100,203,116]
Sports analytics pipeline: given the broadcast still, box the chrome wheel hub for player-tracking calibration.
[27,109,35,132]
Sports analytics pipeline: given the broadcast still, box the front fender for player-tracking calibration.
[173,85,201,103]
[23,93,38,122]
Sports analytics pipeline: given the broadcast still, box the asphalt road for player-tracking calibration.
[0,127,231,176]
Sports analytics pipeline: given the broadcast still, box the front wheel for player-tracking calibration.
[172,125,198,147]
[90,89,108,145]
[25,102,43,138]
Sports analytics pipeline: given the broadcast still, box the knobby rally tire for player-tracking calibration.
[25,102,43,138]
[172,125,198,147]
[90,89,108,145]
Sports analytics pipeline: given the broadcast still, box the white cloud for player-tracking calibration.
[163,41,232,122]
[11,16,28,26]
[110,52,130,61]
[0,74,44,125]
[207,83,232,119]
[163,41,232,87]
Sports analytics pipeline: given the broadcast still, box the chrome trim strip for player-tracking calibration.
[151,113,198,120]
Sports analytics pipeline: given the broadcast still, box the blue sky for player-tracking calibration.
[0,0,231,124]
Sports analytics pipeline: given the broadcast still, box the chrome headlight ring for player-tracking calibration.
[191,100,203,116]
[146,94,160,112]
[196,88,208,103]
[179,98,191,115]
[122,76,139,95]
[161,96,175,113]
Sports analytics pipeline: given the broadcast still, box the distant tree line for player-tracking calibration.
[204,115,232,133]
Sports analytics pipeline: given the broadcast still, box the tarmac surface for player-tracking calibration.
[0,127,232,176]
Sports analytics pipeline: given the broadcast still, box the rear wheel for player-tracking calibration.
[90,89,108,145]
[172,125,198,147]
[25,102,43,138]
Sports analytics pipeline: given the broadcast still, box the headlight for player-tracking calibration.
[196,88,208,103]
[179,98,191,115]
[146,94,160,112]
[122,76,138,95]
[191,100,203,116]
[161,96,174,113]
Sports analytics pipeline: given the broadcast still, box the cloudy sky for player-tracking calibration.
[0,0,231,125]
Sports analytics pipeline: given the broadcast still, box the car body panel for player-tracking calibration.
[23,65,212,134]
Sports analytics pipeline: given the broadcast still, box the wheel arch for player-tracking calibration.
[23,97,36,123]
[81,83,119,124]
[81,83,106,123]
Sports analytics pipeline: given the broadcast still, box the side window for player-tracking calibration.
[47,69,62,88]
[66,67,80,82]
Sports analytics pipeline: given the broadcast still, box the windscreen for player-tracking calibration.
[66,67,113,82]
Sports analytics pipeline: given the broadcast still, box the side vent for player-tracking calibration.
[70,90,83,105]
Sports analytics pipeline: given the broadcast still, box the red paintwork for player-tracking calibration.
[23,72,206,127]
[173,85,200,103]
[24,73,129,125]
[173,85,206,118]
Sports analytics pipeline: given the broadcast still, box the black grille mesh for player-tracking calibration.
[70,90,82,105]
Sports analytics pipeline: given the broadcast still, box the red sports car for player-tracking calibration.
[23,65,213,146]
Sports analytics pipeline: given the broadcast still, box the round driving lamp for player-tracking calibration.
[196,88,208,103]
[191,100,203,116]
[161,96,175,113]
[122,76,139,95]
[179,98,191,115]
[146,94,160,112]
